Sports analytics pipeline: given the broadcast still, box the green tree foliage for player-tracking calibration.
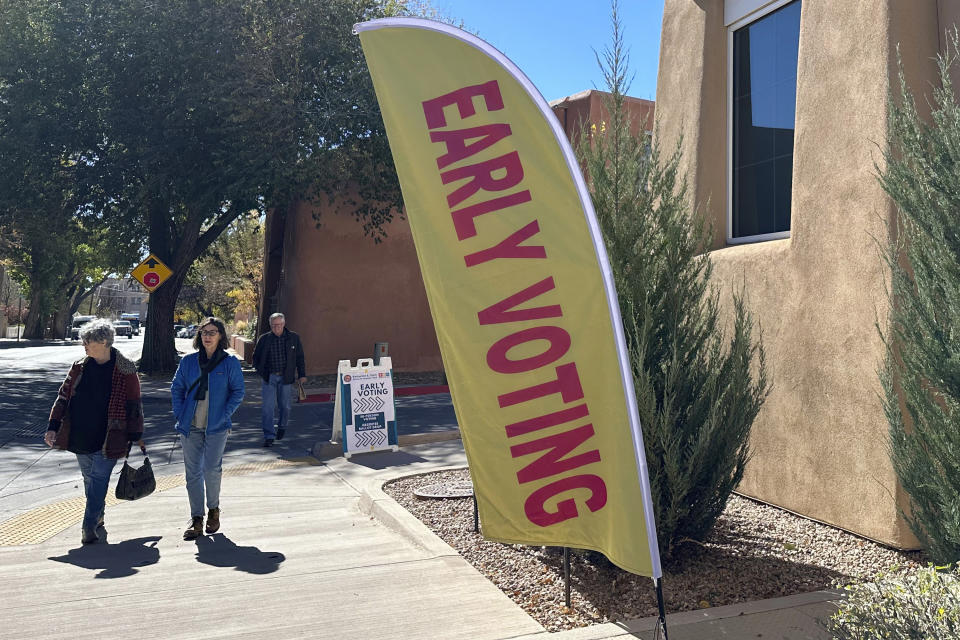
[578,4,769,562]
[880,35,960,565]
[79,0,410,372]
[0,1,138,338]
[0,0,432,367]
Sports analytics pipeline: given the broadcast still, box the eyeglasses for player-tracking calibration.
[200,330,219,337]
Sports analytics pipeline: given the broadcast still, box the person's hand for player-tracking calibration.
[43,431,56,447]
[299,377,307,385]
[137,439,145,450]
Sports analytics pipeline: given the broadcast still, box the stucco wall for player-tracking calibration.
[655,0,946,546]
[277,199,443,375]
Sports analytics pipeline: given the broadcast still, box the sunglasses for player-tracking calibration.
[200,329,220,337]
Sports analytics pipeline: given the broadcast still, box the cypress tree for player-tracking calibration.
[579,2,769,562]
[880,33,960,564]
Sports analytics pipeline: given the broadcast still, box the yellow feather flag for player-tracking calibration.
[356,18,661,578]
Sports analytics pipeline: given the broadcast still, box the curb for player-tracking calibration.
[508,589,841,639]
[356,465,468,559]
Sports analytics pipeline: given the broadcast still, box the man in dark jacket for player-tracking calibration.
[252,313,307,447]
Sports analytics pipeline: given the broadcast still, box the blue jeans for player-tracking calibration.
[261,374,291,438]
[181,427,229,518]
[76,451,117,533]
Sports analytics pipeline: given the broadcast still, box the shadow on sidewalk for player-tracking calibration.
[194,533,285,574]
[346,450,430,470]
[48,535,162,578]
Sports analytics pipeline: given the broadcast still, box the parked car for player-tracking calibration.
[120,313,140,335]
[173,324,185,337]
[112,320,134,339]
[70,315,97,340]
[177,324,197,338]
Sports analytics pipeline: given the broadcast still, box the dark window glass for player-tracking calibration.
[732,0,801,239]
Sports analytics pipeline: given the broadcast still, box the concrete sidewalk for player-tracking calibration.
[0,438,839,639]
[0,369,840,639]
[0,441,542,639]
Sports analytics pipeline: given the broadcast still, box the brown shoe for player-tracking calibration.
[205,508,220,534]
[183,516,203,540]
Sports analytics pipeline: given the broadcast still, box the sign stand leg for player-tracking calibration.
[563,547,571,608]
[654,577,669,640]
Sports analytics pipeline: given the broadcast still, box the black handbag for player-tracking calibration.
[115,443,156,501]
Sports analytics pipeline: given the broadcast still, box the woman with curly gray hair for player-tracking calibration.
[44,318,144,545]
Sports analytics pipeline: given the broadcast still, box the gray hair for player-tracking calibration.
[269,313,285,322]
[79,318,115,346]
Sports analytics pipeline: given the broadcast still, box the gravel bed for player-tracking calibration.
[383,468,925,632]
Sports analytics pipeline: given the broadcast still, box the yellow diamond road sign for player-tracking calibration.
[131,254,173,293]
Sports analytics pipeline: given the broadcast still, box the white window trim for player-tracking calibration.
[725,0,783,26]
[726,0,797,245]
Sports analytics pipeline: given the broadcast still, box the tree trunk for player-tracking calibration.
[51,304,72,340]
[139,273,187,374]
[22,288,45,339]
[258,203,290,338]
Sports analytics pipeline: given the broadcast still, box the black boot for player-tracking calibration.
[206,508,220,534]
[183,516,203,540]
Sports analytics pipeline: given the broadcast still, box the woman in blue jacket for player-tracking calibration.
[171,317,245,540]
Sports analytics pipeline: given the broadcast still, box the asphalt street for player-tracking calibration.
[0,334,458,525]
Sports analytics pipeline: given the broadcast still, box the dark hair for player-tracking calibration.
[193,317,231,351]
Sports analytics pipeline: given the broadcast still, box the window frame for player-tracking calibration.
[726,0,799,245]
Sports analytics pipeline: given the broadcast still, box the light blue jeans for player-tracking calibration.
[76,451,117,533]
[181,427,229,518]
[261,374,292,438]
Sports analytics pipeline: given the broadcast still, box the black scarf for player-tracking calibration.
[192,348,227,401]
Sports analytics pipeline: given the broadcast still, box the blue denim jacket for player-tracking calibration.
[171,351,245,436]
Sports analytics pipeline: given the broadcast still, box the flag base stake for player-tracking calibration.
[472,492,479,533]
[654,577,669,640]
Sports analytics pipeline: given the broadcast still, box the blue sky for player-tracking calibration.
[434,1,665,103]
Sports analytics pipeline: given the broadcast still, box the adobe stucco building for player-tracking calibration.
[656,0,960,547]
[259,196,444,375]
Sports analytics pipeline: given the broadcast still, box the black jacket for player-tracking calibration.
[253,329,306,384]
